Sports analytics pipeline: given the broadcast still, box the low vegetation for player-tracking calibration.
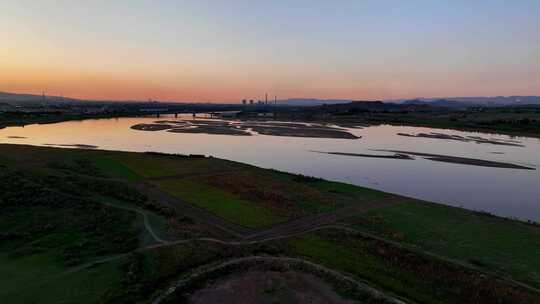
[344,201,540,289]
[0,144,538,303]
[154,178,282,228]
[339,107,540,137]
[288,230,539,304]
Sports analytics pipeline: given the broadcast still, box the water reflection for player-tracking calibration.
[1,115,539,221]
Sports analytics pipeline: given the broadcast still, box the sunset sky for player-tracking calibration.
[1,1,539,102]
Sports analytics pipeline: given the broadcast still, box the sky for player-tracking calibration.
[1,1,539,102]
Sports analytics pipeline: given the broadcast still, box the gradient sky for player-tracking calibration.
[1,1,539,102]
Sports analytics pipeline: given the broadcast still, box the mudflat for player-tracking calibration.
[43,143,99,149]
[380,149,535,170]
[313,151,413,160]
[168,125,251,136]
[397,132,524,147]
[315,149,535,170]
[131,123,175,131]
[131,119,359,139]
[239,124,360,139]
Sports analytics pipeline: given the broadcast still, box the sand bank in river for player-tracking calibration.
[131,120,359,139]
[315,149,535,170]
[398,132,524,147]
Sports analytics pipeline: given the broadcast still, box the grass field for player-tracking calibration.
[0,254,126,304]
[155,178,283,228]
[109,152,237,178]
[94,156,141,181]
[288,230,539,304]
[0,145,172,303]
[345,201,540,289]
[0,144,539,303]
[98,197,170,246]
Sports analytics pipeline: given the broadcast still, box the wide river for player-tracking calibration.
[1,115,539,221]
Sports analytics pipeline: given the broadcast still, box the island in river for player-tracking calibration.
[313,150,536,170]
[131,119,360,139]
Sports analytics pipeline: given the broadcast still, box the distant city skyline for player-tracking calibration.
[2,1,539,102]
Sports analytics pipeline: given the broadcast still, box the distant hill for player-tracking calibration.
[3,91,539,108]
[277,98,353,106]
[0,91,80,105]
[398,96,540,107]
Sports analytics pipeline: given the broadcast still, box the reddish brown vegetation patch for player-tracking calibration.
[195,171,333,218]
[325,231,539,304]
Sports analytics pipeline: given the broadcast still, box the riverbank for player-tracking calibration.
[2,116,539,222]
[0,111,141,129]
[233,106,540,139]
[0,144,538,303]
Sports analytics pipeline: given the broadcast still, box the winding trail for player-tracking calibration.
[135,181,253,238]
[58,223,540,297]
[243,196,402,240]
[59,182,540,299]
[101,200,167,244]
[136,176,403,241]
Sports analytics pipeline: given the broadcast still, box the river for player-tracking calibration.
[1,115,539,221]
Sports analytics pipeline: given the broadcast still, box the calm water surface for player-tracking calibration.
[1,116,539,221]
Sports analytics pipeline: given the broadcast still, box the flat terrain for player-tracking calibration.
[0,144,539,303]
[265,105,540,138]
[188,271,355,304]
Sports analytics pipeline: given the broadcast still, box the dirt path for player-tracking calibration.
[135,181,254,238]
[137,177,403,242]
[57,224,540,297]
[101,200,167,244]
[59,225,359,278]
[57,183,403,279]
[57,225,352,278]
[244,196,404,241]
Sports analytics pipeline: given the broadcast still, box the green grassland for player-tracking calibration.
[0,144,539,303]
[154,178,283,227]
[0,145,170,303]
[109,150,393,227]
[287,230,539,304]
[344,201,540,289]
[0,176,139,303]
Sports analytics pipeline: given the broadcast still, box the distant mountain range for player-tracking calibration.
[0,92,355,107]
[276,98,353,106]
[277,96,540,107]
[397,96,540,107]
[2,91,540,108]
[0,91,156,106]
[0,91,80,105]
